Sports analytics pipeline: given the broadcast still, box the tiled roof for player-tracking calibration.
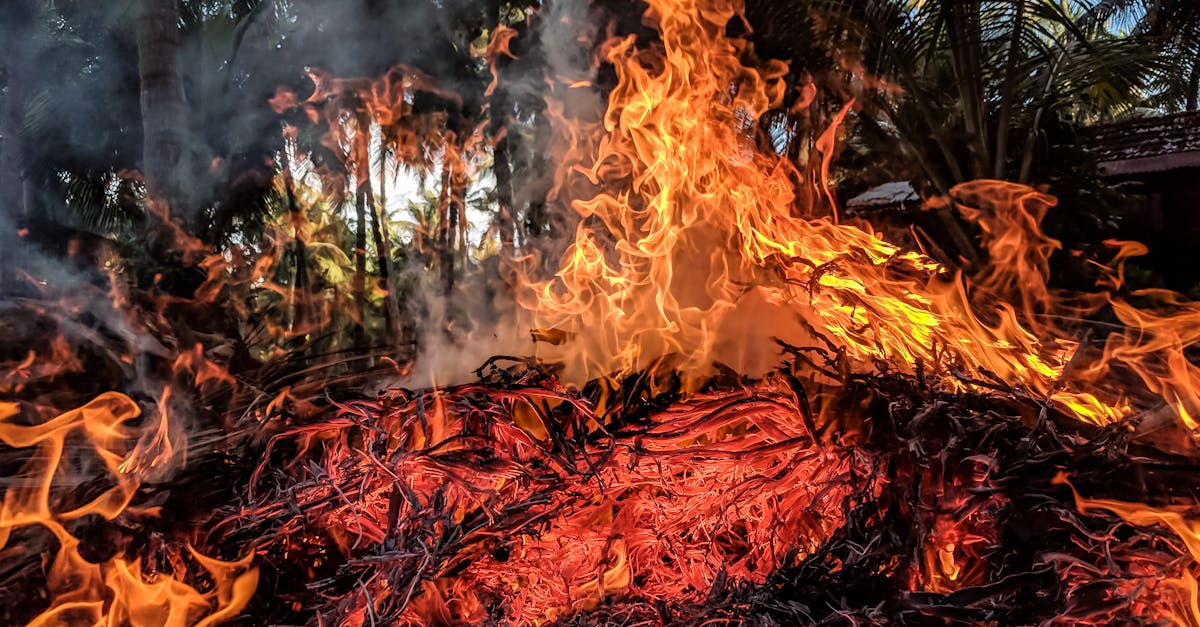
[846,181,919,211]
[1092,110,1200,175]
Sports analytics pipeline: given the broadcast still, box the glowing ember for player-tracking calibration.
[232,371,861,623]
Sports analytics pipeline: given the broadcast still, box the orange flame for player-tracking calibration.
[1058,473,1200,624]
[0,396,257,625]
[515,0,1114,425]
[503,0,1200,442]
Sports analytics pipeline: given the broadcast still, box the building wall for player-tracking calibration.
[1136,167,1200,287]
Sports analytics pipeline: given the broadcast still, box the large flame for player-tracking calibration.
[516,0,1136,425]
[0,394,257,625]
[10,0,1200,623]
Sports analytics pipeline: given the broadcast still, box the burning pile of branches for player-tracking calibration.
[201,358,1199,625]
[5,0,1200,625]
[6,345,1200,625]
[219,360,859,624]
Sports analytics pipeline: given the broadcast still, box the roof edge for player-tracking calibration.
[1100,151,1200,176]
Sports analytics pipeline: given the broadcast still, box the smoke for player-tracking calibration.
[390,258,533,390]
[538,0,602,83]
[0,0,620,395]
[0,202,194,482]
[374,0,611,389]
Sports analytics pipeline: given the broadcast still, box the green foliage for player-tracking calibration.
[11,0,1194,368]
[812,0,1160,183]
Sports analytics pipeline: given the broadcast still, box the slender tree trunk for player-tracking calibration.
[137,0,190,224]
[1018,106,1044,185]
[492,106,515,257]
[446,177,464,296]
[436,148,457,296]
[0,0,34,292]
[993,2,1025,179]
[280,143,308,340]
[488,0,516,258]
[354,187,369,344]
[944,0,990,179]
[869,101,980,269]
[1186,58,1200,111]
[366,179,397,346]
[376,151,405,352]
[1018,47,1067,184]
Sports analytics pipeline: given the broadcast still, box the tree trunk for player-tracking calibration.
[436,153,456,296]
[1186,57,1200,111]
[1017,105,1043,185]
[354,187,369,344]
[1018,47,1068,185]
[488,0,515,258]
[280,143,308,340]
[944,0,990,179]
[492,103,515,257]
[366,177,398,347]
[377,153,405,350]
[0,0,34,291]
[137,0,190,224]
[993,1,1025,179]
[445,178,464,297]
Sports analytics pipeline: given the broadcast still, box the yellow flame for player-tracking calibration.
[516,0,1124,429]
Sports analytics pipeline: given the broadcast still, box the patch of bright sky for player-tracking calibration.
[289,122,495,256]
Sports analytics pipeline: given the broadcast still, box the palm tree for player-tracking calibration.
[1093,0,1200,111]
[3,1,148,253]
[0,0,36,290]
[137,0,190,220]
[4,0,276,248]
[814,0,1161,187]
[743,0,1181,264]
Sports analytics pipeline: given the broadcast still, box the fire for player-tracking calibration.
[233,0,1200,622]
[7,0,1200,624]
[0,335,81,395]
[0,394,257,625]
[1057,473,1200,625]
[239,375,863,624]
[515,0,1152,430]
